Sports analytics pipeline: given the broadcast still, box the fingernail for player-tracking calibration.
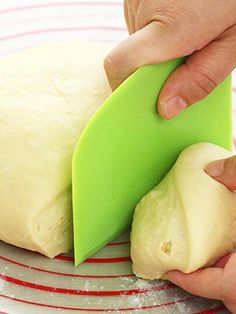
[161,96,188,119]
[205,159,225,178]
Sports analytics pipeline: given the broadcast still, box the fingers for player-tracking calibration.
[103,22,189,90]
[222,253,236,302]
[123,0,134,34]
[166,268,223,300]
[205,156,236,191]
[107,0,236,99]
[158,24,236,119]
[166,254,236,302]
[214,254,232,268]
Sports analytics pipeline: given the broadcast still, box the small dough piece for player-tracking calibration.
[0,40,112,257]
[131,143,236,280]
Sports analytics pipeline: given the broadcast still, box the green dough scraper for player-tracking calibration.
[72,58,232,266]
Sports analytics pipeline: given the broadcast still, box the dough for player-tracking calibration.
[131,143,236,280]
[0,40,112,257]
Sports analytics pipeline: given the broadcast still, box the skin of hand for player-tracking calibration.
[104,0,236,119]
[167,156,236,313]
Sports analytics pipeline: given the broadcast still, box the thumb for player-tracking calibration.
[205,156,236,191]
[158,25,236,119]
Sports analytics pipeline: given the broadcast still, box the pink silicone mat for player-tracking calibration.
[0,1,235,313]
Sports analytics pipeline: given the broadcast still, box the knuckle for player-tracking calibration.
[153,2,189,31]
[137,1,184,32]
[103,55,114,75]
[103,54,120,78]
[186,61,218,96]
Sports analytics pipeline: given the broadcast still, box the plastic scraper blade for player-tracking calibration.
[72,58,232,266]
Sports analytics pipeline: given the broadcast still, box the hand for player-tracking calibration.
[167,254,236,313]
[167,155,236,313]
[104,0,236,119]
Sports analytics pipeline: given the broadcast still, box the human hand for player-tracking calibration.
[167,254,236,313]
[104,0,236,119]
[167,155,236,313]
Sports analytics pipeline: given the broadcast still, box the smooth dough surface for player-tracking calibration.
[131,143,236,280]
[0,40,112,257]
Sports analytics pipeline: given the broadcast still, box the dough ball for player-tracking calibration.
[131,143,236,280]
[0,40,112,257]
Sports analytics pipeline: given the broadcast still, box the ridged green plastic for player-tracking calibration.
[72,58,232,266]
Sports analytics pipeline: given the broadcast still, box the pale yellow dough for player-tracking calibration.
[131,143,236,280]
[0,40,112,257]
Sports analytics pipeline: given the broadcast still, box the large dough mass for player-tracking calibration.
[0,40,112,257]
[131,143,236,280]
